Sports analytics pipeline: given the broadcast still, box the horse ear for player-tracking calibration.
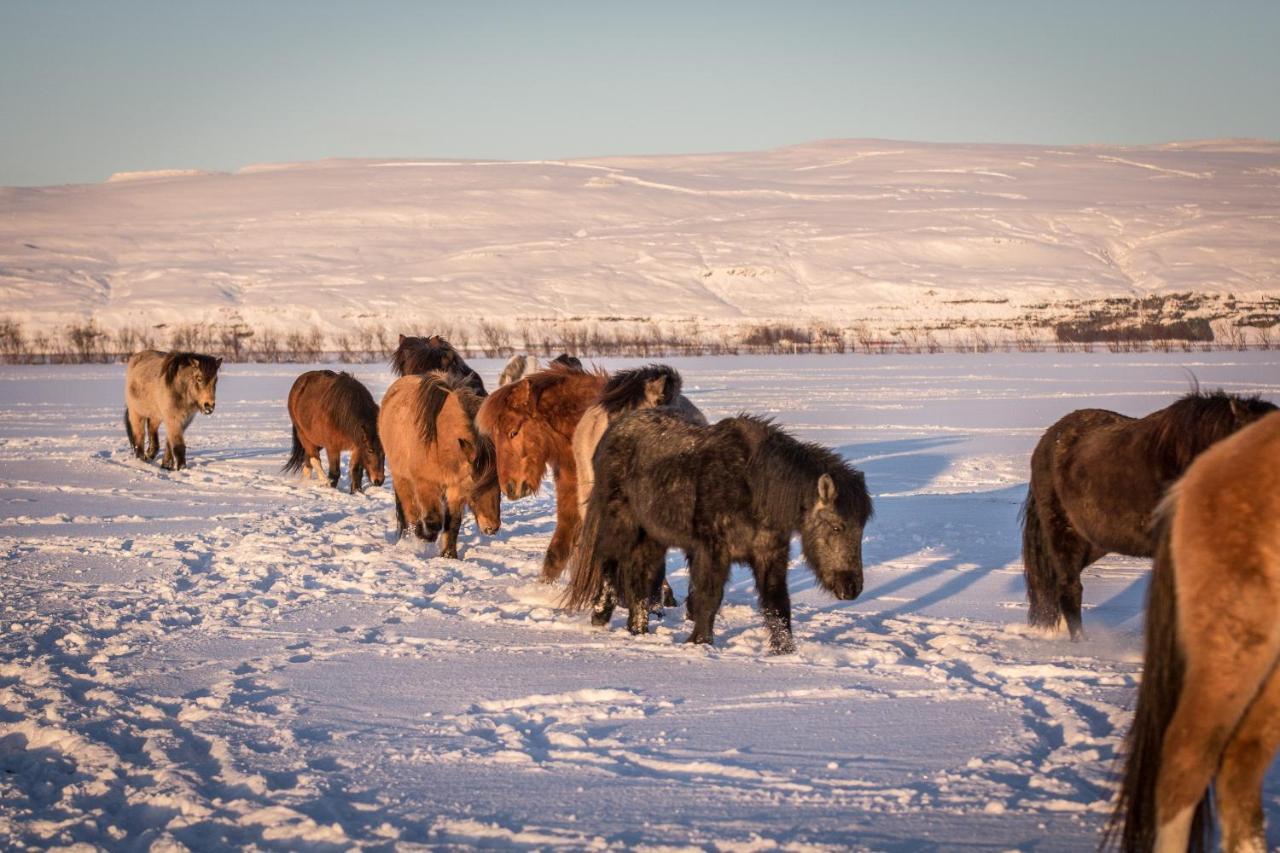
[187,356,201,369]
[214,357,223,370]
[509,380,535,414]
[817,473,837,507]
[399,334,407,345]
[644,376,667,406]
[1230,397,1243,419]
[457,437,476,461]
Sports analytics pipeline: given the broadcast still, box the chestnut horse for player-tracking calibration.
[1022,389,1275,639]
[476,362,606,581]
[124,349,222,471]
[1109,411,1280,853]
[390,334,486,395]
[283,370,385,493]
[380,371,500,559]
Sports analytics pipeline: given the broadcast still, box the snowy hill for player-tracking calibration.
[1,138,1278,348]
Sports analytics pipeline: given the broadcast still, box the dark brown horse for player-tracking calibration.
[284,370,385,493]
[1109,410,1280,853]
[475,362,606,581]
[1022,390,1275,639]
[390,334,486,395]
[379,371,500,559]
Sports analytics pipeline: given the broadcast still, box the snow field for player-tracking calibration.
[2,352,1279,850]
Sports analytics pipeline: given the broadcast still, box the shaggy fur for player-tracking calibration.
[390,334,487,395]
[565,410,872,654]
[124,349,223,471]
[284,370,384,493]
[1108,411,1280,853]
[476,362,608,580]
[499,355,539,387]
[379,371,499,559]
[1021,390,1275,639]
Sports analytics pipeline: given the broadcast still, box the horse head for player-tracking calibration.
[477,378,548,501]
[799,469,873,601]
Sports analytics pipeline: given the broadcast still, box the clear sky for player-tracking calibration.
[2,0,1278,186]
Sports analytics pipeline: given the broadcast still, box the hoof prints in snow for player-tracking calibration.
[3,353,1280,850]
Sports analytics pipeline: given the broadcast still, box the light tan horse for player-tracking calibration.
[1109,410,1280,853]
[379,371,500,559]
[124,350,222,470]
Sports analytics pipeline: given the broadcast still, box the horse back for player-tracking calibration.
[124,350,175,418]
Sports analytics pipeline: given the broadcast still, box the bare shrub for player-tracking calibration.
[0,318,27,363]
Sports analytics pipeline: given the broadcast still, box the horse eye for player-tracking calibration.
[830,523,844,533]
[509,429,519,438]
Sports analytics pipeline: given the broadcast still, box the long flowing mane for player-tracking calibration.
[391,334,486,394]
[413,371,496,487]
[737,415,873,528]
[321,371,380,449]
[162,351,221,385]
[598,364,682,417]
[1145,390,1276,472]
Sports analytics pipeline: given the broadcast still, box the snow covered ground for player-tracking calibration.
[3,352,1279,850]
[3,139,1278,342]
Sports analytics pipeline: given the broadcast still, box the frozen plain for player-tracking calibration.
[2,352,1279,851]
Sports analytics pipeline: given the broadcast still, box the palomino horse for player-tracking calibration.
[379,371,500,559]
[283,370,384,493]
[124,349,223,471]
[1109,410,1280,853]
[565,410,873,654]
[476,362,606,581]
[1022,390,1275,639]
[390,334,486,395]
[499,355,539,387]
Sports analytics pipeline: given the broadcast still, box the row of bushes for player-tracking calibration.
[0,316,1275,364]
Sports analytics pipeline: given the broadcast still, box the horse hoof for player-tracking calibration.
[684,633,713,646]
[768,638,797,656]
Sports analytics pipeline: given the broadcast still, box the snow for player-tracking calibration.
[2,139,1278,341]
[3,351,1280,849]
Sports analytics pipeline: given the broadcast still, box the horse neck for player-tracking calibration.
[1143,404,1238,475]
[743,428,809,531]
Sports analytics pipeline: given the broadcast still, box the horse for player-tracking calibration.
[124,349,223,471]
[564,410,873,654]
[390,334,486,395]
[1108,410,1280,853]
[572,364,707,608]
[282,370,385,494]
[549,353,583,370]
[1021,390,1275,639]
[476,362,607,581]
[379,371,500,559]
[499,355,540,387]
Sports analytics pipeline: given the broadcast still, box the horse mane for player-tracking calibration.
[737,415,873,527]
[598,364,683,417]
[412,371,497,486]
[391,335,485,394]
[162,351,221,385]
[322,371,380,449]
[1145,390,1277,472]
[550,353,583,371]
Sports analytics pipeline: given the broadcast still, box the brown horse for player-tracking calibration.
[379,371,500,559]
[1109,410,1280,853]
[124,349,222,470]
[390,334,486,395]
[476,362,606,581]
[1022,390,1275,639]
[283,370,385,494]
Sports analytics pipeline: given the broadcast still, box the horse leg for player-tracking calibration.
[624,534,666,636]
[1060,545,1102,642]
[752,552,794,655]
[418,492,443,542]
[439,494,463,559]
[1217,664,1280,853]
[1153,651,1280,852]
[685,546,730,646]
[161,418,186,470]
[145,419,160,461]
[541,470,582,582]
[326,448,340,488]
[350,457,365,494]
[125,409,146,458]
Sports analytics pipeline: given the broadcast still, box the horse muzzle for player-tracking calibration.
[202,404,215,414]
[480,522,499,536]
[831,575,863,601]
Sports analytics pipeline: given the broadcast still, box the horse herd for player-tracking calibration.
[119,338,1280,851]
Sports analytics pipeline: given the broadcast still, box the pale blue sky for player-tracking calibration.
[2,1,1278,186]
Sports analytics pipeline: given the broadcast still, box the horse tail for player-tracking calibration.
[124,407,136,448]
[1020,490,1061,630]
[282,424,307,474]
[1106,495,1212,852]
[562,476,609,612]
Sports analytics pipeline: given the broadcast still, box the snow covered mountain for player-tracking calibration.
[1,138,1278,346]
